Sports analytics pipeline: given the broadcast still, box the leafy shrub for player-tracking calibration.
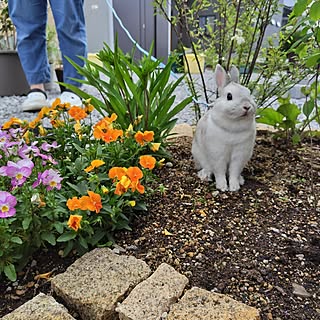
[0,99,164,281]
[257,0,320,143]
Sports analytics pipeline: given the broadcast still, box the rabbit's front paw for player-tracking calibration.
[197,169,213,181]
[215,176,228,191]
[229,178,240,192]
[216,182,228,191]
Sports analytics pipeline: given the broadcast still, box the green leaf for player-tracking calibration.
[62,240,74,257]
[88,229,106,246]
[292,133,301,144]
[53,222,64,234]
[10,237,23,244]
[41,232,56,246]
[97,241,113,248]
[303,99,314,118]
[293,0,309,16]
[22,216,32,230]
[65,181,88,195]
[317,27,320,43]
[57,232,77,242]
[72,143,85,154]
[256,108,284,127]
[79,236,88,249]
[278,103,301,122]
[310,1,320,21]
[4,264,17,282]
[305,53,320,68]
[134,201,148,211]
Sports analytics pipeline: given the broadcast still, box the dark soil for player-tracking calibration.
[1,131,319,319]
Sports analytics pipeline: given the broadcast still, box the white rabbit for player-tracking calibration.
[192,64,256,191]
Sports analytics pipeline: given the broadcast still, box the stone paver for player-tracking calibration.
[51,248,151,320]
[116,263,189,320]
[1,293,75,320]
[167,287,261,320]
[169,123,194,139]
[2,253,261,320]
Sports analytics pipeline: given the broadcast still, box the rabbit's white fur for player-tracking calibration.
[192,64,256,191]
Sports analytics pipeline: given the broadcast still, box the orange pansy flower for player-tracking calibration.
[93,125,104,140]
[28,115,43,129]
[134,130,154,145]
[51,119,65,128]
[105,113,117,123]
[130,180,145,194]
[79,196,93,211]
[127,167,143,182]
[102,128,123,143]
[51,98,62,109]
[66,197,81,211]
[109,167,127,180]
[84,159,105,173]
[87,191,102,213]
[143,131,154,142]
[67,215,82,232]
[139,155,156,170]
[115,181,127,196]
[2,117,23,129]
[68,106,87,121]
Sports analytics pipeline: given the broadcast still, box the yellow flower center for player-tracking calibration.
[16,173,23,180]
[120,176,131,189]
[1,205,9,212]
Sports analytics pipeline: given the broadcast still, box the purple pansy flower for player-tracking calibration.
[0,130,10,146]
[41,141,60,152]
[32,169,63,191]
[0,191,17,218]
[0,158,34,187]
[18,142,40,159]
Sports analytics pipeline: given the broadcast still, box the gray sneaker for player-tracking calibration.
[22,89,49,112]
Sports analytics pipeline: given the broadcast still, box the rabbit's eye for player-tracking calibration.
[227,93,233,101]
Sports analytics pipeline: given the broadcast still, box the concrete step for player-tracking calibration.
[1,248,261,320]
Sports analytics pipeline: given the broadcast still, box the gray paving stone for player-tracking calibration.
[116,263,189,320]
[1,293,75,320]
[51,248,151,320]
[167,287,261,320]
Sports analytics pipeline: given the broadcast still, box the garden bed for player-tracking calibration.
[0,131,319,320]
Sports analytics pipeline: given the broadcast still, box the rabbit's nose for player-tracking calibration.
[243,105,250,111]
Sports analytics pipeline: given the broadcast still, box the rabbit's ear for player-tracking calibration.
[215,64,228,89]
[229,65,240,83]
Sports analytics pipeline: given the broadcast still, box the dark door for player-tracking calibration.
[113,0,169,61]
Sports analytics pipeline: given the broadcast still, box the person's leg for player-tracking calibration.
[8,0,50,88]
[50,0,87,88]
[8,0,49,111]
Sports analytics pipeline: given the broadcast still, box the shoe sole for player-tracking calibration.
[22,100,49,112]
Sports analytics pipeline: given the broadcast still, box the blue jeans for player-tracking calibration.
[8,0,87,88]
